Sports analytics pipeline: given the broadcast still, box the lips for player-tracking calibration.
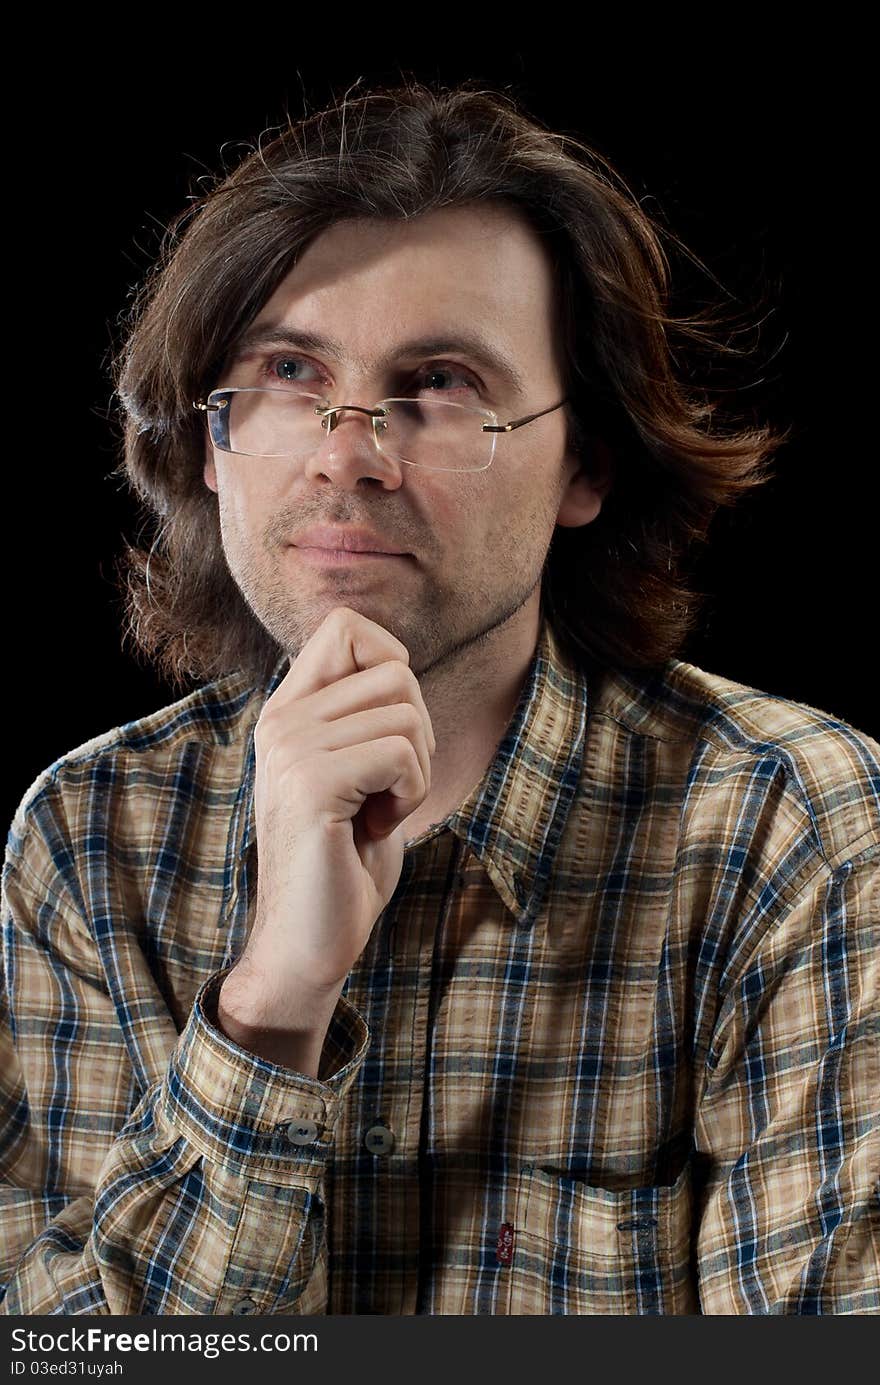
[291,525,410,555]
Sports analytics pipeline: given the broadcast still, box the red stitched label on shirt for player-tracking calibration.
[496,1222,515,1265]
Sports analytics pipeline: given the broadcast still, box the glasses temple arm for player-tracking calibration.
[483,398,568,433]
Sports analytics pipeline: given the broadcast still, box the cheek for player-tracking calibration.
[440,471,538,545]
[211,458,277,520]
[212,482,269,552]
[415,475,490,551]
[443,470,496,524]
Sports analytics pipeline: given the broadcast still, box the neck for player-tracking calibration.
[402,597,542,840]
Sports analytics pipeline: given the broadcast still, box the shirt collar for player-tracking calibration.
[234,654,289,871]
[444,615,588,926]
[236,614,588,929]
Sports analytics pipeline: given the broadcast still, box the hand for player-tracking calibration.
[218,606,436,1043]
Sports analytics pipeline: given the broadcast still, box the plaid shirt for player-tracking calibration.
[1,615,878,1316]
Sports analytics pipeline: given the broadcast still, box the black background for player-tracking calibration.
[7,40,872,834]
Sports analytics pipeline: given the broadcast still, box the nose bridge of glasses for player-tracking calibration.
[317,401,387,434]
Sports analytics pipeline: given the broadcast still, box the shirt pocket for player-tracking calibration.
[503,1158,698,1315]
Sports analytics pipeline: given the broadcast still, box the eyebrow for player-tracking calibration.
[225,322,526,395]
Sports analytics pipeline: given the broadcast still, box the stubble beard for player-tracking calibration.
[222,529,545,689]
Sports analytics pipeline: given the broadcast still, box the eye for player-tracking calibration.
[413,363,479,394]
[261,354,324,387]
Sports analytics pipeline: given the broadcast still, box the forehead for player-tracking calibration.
[254,202,560,344]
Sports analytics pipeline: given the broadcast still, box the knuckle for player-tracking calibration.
[405,738,425,778]
[396,702,423,737]
[328,604,358,629]
[389,733,415,762]
[383,659,419,698]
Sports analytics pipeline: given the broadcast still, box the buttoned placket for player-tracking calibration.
[326,830,463,1314]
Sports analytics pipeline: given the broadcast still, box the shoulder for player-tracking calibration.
[5,670,265,871]
[587,658,880,871]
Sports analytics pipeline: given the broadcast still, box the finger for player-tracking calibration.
[271,607,411,705]
[300,702,433,792]
[297,661,436,755]
[309,737,428,831]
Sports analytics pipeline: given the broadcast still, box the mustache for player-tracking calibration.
[268,507,422,551]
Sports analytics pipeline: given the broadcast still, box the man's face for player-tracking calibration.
[203,201,607,677]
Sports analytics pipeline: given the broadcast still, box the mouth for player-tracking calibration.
[289,546,413,566]
[289,523,412,557]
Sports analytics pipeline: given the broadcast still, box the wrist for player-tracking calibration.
[216,966,343,1074]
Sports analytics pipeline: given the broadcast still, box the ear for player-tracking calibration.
[555,437,614,529]
[203,436,218,494]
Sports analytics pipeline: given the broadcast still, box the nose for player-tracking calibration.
[303,403,404,491]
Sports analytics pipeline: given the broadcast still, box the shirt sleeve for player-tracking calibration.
[0,821,370,1316]
[694,846,880,1314]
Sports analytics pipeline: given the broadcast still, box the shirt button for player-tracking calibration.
[285,1119,319,1145]
[231,1298,258,1315]
[364,1123,395,1155]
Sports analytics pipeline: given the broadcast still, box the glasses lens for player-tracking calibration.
[208,390,496,471]
[208,389,323,459]
[376,398,495,471]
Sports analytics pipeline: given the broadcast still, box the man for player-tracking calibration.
[1,81,877,1316]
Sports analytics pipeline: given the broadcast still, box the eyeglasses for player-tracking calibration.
[193,387,568,473]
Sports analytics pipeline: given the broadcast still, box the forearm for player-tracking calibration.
[217,962,345,1077]
[1,972,369,1315]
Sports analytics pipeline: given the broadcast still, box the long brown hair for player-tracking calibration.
[111,77,790,691]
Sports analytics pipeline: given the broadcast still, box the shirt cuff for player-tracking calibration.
[159,969,370,1186]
